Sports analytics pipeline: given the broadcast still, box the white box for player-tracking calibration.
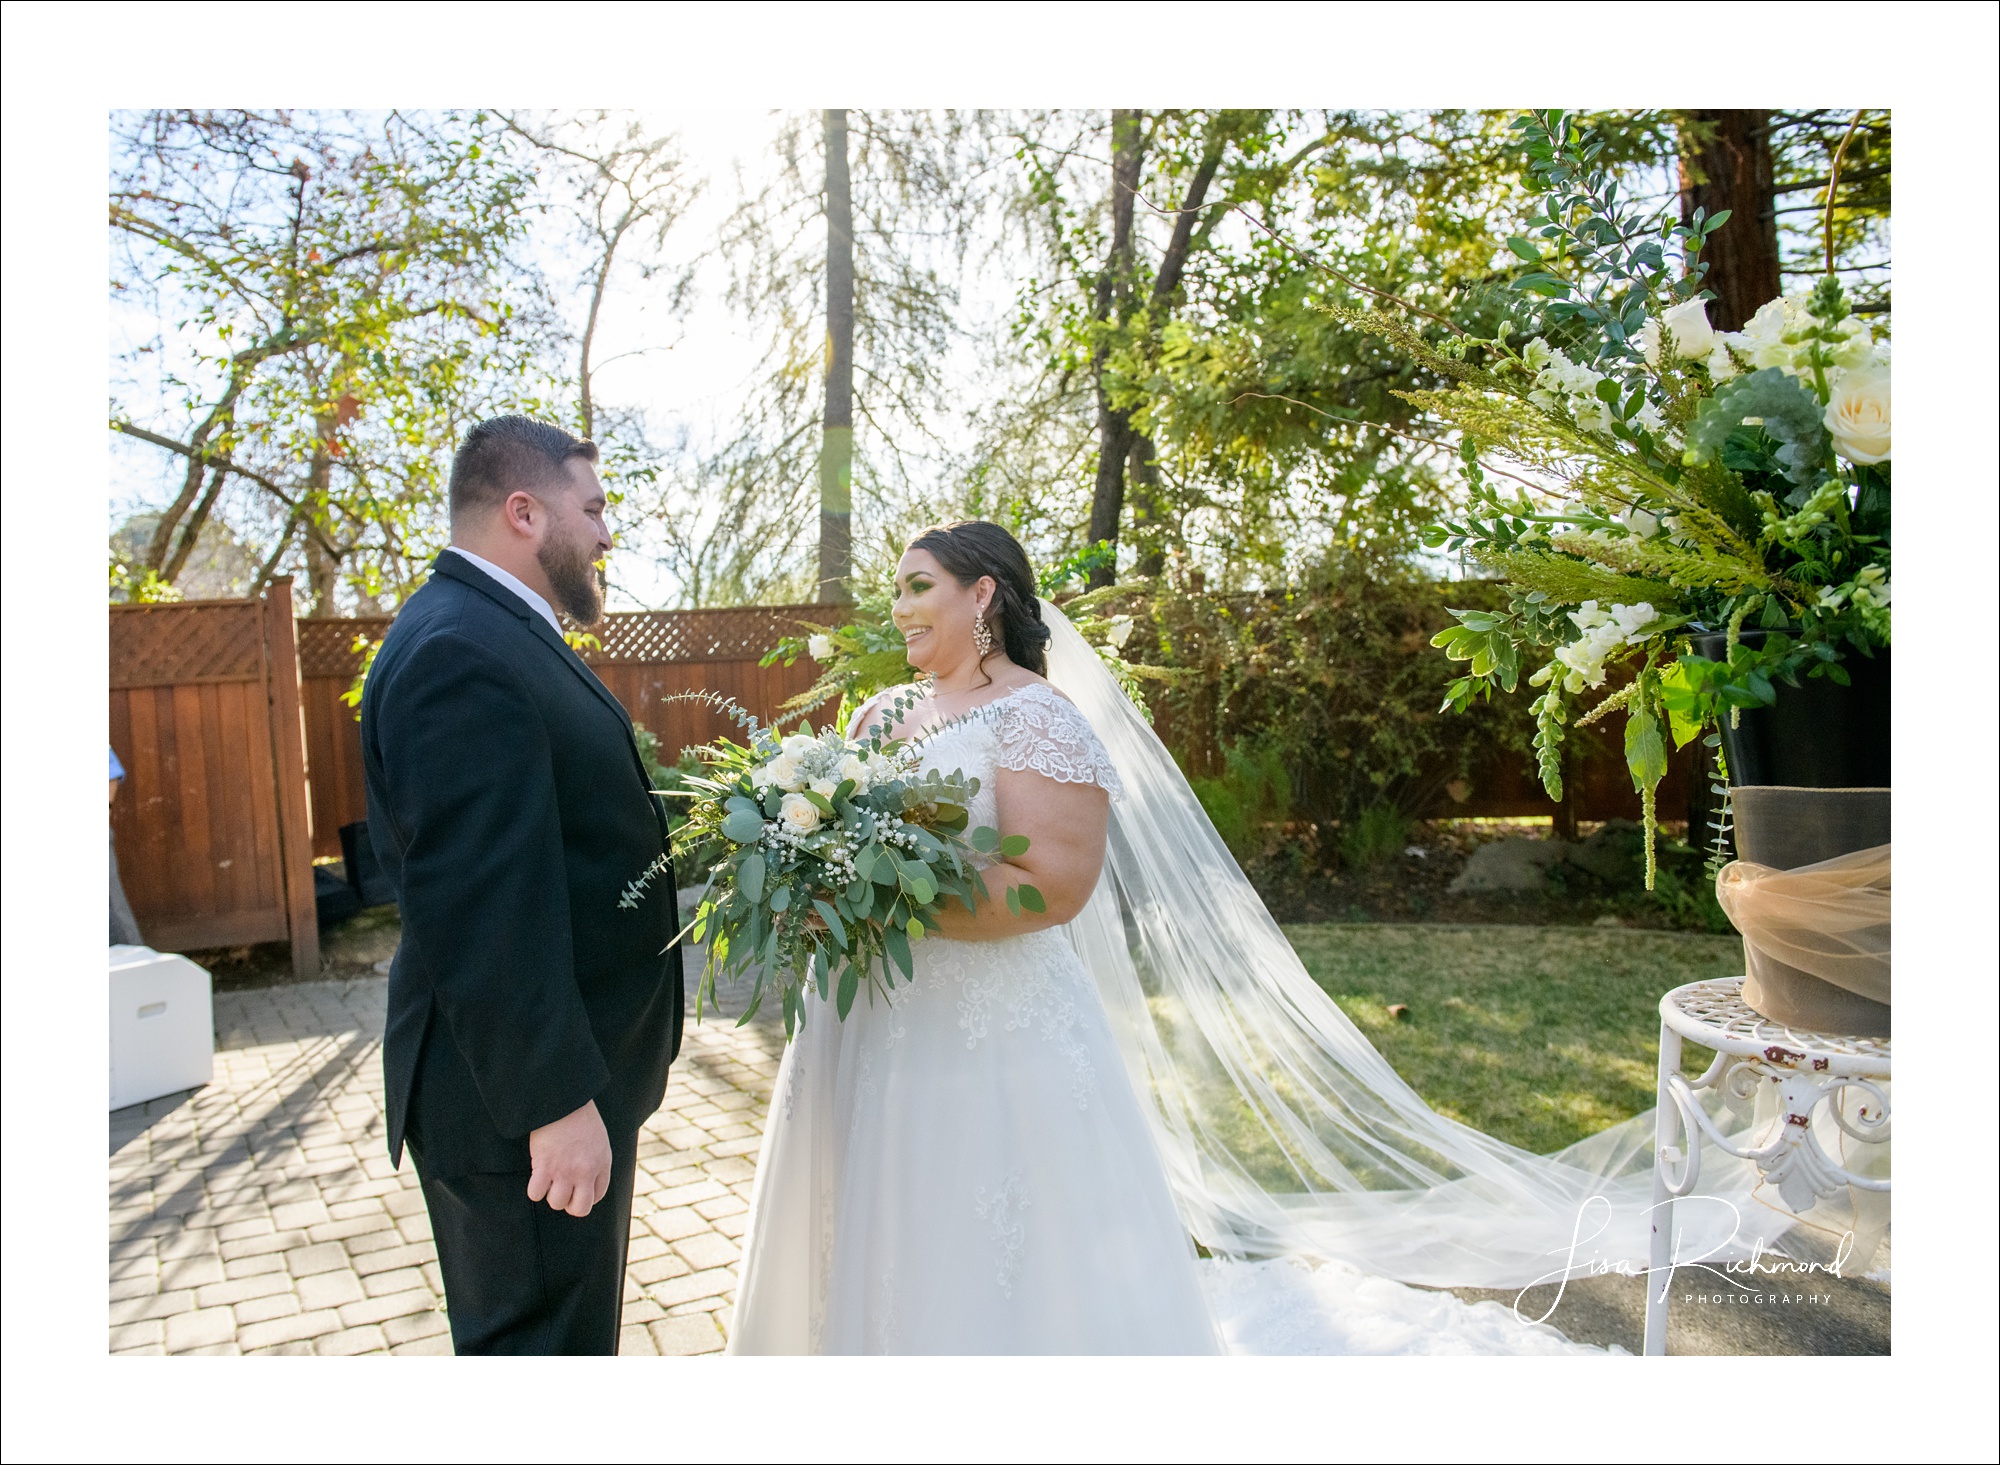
[110,945,214,1111]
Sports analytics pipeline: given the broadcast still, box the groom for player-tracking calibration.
[361,415,682,1354]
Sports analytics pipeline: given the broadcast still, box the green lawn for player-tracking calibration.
[1285,923,1743,1155]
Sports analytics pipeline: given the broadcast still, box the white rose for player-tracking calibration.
[1640,297,1715,366]
[749,762,774,791]
[808,633,834,661]
[779,792,822,835]
[767,753,804,791]
[1824,368,1890,464]
[781,733,817,758]
[810,777,838,799]
[837,754,870,790]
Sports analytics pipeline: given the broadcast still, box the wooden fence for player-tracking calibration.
[295,605,842,860]
[110,580,320,979]
[114,587,1695,975]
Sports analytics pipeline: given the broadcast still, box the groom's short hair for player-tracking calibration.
[449,415,599,524]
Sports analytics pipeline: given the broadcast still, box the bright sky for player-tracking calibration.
[110,110,804,606]
[109,107,1032,609]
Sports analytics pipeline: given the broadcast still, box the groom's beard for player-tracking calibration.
[539,530,604,627]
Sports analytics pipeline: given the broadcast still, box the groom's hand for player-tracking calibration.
[527,1099,613,1217]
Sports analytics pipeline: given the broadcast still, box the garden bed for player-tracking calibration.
[1247,817,1731,934]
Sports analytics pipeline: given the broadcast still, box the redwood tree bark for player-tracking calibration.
[1677,110,1780,331]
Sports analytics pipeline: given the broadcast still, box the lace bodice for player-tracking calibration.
[861,682,1123,810]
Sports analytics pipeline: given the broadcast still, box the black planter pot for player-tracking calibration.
[1691,630,1890,788]
[1692,630,1892,1035]
[1727,786,1891,1036]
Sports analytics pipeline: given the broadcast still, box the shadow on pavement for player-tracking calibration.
[110,1088,200,1158]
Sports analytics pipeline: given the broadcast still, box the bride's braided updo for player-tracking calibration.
[905,520,1051,677]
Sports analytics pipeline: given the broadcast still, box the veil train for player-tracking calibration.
[1039,599,1876,1289]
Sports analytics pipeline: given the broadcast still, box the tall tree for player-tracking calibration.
[1675,111,1780,331]
[820,109,855,604]
[109,110,551,611]
[713,110,998,605]
[1083,110,1145,586]
[504,112,697,442]
[1675,109,1891,329]
[1082,112,1237,588]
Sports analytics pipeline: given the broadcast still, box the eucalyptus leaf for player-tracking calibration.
[813,899,846,947]
[883,923,913,981]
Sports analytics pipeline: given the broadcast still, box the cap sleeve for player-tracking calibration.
[994,684,1123,798]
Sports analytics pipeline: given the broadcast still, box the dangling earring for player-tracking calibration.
[973,608,995,659]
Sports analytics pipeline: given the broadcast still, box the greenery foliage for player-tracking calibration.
[1083,567,1539,834]
[1330,111,1890,880]
[1188,742,1294,861]
[110,110,563,613]
[653,694,1037,1036]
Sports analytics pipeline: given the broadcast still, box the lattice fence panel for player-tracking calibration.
[582,605,840,665]
[296,617,394,679]
[291,605,839,677]
[110,601,266,688]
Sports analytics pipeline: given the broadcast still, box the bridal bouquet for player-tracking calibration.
[1335,111,1890,884]
[622,692,1036,1036]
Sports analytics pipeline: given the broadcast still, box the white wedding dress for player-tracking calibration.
[727,605,1836,1356]
[729,684,1223,1353]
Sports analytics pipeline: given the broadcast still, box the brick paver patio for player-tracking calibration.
[109,974,782,1356]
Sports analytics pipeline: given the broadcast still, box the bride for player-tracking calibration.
[729,520,1220,1353]
[729,520,1818,1356]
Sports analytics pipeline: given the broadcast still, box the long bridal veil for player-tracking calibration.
[1040,600,1859,1289]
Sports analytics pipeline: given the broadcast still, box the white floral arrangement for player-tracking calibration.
[1338,111,1890,885]
[622,691,1037,1036]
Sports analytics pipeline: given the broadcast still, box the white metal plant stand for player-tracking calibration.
[1643,976,1890,1355]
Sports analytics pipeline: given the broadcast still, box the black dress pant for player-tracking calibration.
[412,1127,639,1355]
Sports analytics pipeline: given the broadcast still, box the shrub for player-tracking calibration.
[1188,741,1294,860]
[1339,803,1410,870]
[1082,560,1540,829]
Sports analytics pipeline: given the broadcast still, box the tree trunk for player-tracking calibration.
[162,464,228,585]
[303,408,338,614]
[1128,433,1166,577]
[818,109,855,605]
[1085,110,1145,590]
[1678,110,1780,332]
[1087,117,1227,589]
[579,214,632,442]
[146,452,211,575]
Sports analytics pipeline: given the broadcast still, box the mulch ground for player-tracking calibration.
[1247,818,1729,933]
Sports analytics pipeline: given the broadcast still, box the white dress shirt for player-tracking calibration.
[443,546,564,640]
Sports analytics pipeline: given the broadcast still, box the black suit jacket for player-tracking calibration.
[362,552,682,1176]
